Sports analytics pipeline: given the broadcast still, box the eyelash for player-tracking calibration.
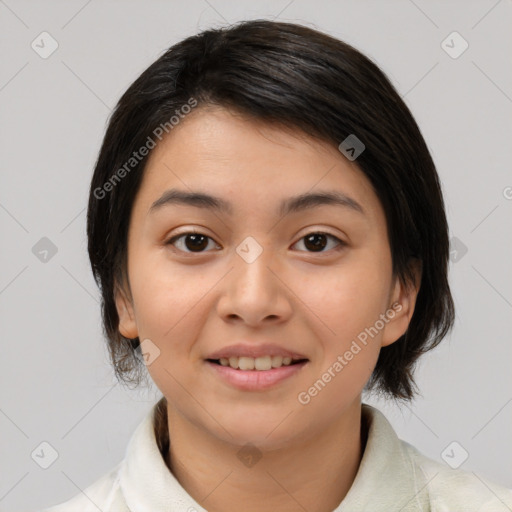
[165,230,346,255]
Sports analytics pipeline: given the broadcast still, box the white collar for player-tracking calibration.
[118,401,431,511]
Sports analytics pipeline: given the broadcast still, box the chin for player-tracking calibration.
[206,410,309,450]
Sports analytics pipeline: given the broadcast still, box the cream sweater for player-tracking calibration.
[41,402,512,511]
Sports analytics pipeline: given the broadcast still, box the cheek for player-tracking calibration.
[128,254,211,350]
[130,258,214,403]
[297,253,391,341]
[293,251,391,401]
[295,265,386,412]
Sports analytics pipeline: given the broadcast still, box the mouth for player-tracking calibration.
[205,357,309,390]
[206,355,309,371]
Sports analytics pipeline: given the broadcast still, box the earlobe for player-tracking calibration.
[381,260,422,348]
[114,283,138,339]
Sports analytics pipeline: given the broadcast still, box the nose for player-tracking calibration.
[216,239,293,327]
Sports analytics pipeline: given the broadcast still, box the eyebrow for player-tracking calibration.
[148,188,365,217]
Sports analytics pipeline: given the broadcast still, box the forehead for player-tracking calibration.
[133,106,383,223]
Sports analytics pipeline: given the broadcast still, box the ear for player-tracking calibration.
[381,259,422,347]
[114,280,139,339]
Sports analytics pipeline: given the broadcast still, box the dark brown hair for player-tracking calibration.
[87,19,455,403]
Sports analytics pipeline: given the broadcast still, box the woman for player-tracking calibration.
[42,19,512,512]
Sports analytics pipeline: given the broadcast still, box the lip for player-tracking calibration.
[206,359,309,390]
[206,343,308,360]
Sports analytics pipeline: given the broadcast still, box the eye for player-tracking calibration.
[292,232,345,253]
[166,231,220,253]
[166,230,345,255]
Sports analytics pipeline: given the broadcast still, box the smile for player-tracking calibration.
[208,355,308,371]
[206,358,309,390]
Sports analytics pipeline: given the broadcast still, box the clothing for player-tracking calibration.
[41,400,512,512]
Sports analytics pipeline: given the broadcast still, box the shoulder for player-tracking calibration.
[40,400,166,512]
[402,439,512,511]
[359,404,512,511]
[40,461,128,512]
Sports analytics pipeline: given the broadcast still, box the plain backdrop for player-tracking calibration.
[0,1,511,510]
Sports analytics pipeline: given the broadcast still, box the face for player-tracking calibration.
[115,105,419,449]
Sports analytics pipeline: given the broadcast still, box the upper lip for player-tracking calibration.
[206,343,308,361]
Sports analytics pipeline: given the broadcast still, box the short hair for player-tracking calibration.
[87,19,455,402]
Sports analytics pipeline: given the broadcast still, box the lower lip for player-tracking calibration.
[206,360,308,390]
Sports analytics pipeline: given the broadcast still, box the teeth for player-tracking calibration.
[272,356,283,368]
[217,355,299,370]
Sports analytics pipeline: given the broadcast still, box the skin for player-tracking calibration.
[115,105,421,512]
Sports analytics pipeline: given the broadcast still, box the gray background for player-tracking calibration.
[1,1,511,510]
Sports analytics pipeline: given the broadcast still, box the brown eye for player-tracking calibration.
[167,232,219,253]
[293,232,345,253]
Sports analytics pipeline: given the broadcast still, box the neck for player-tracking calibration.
[157,398,367,512]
